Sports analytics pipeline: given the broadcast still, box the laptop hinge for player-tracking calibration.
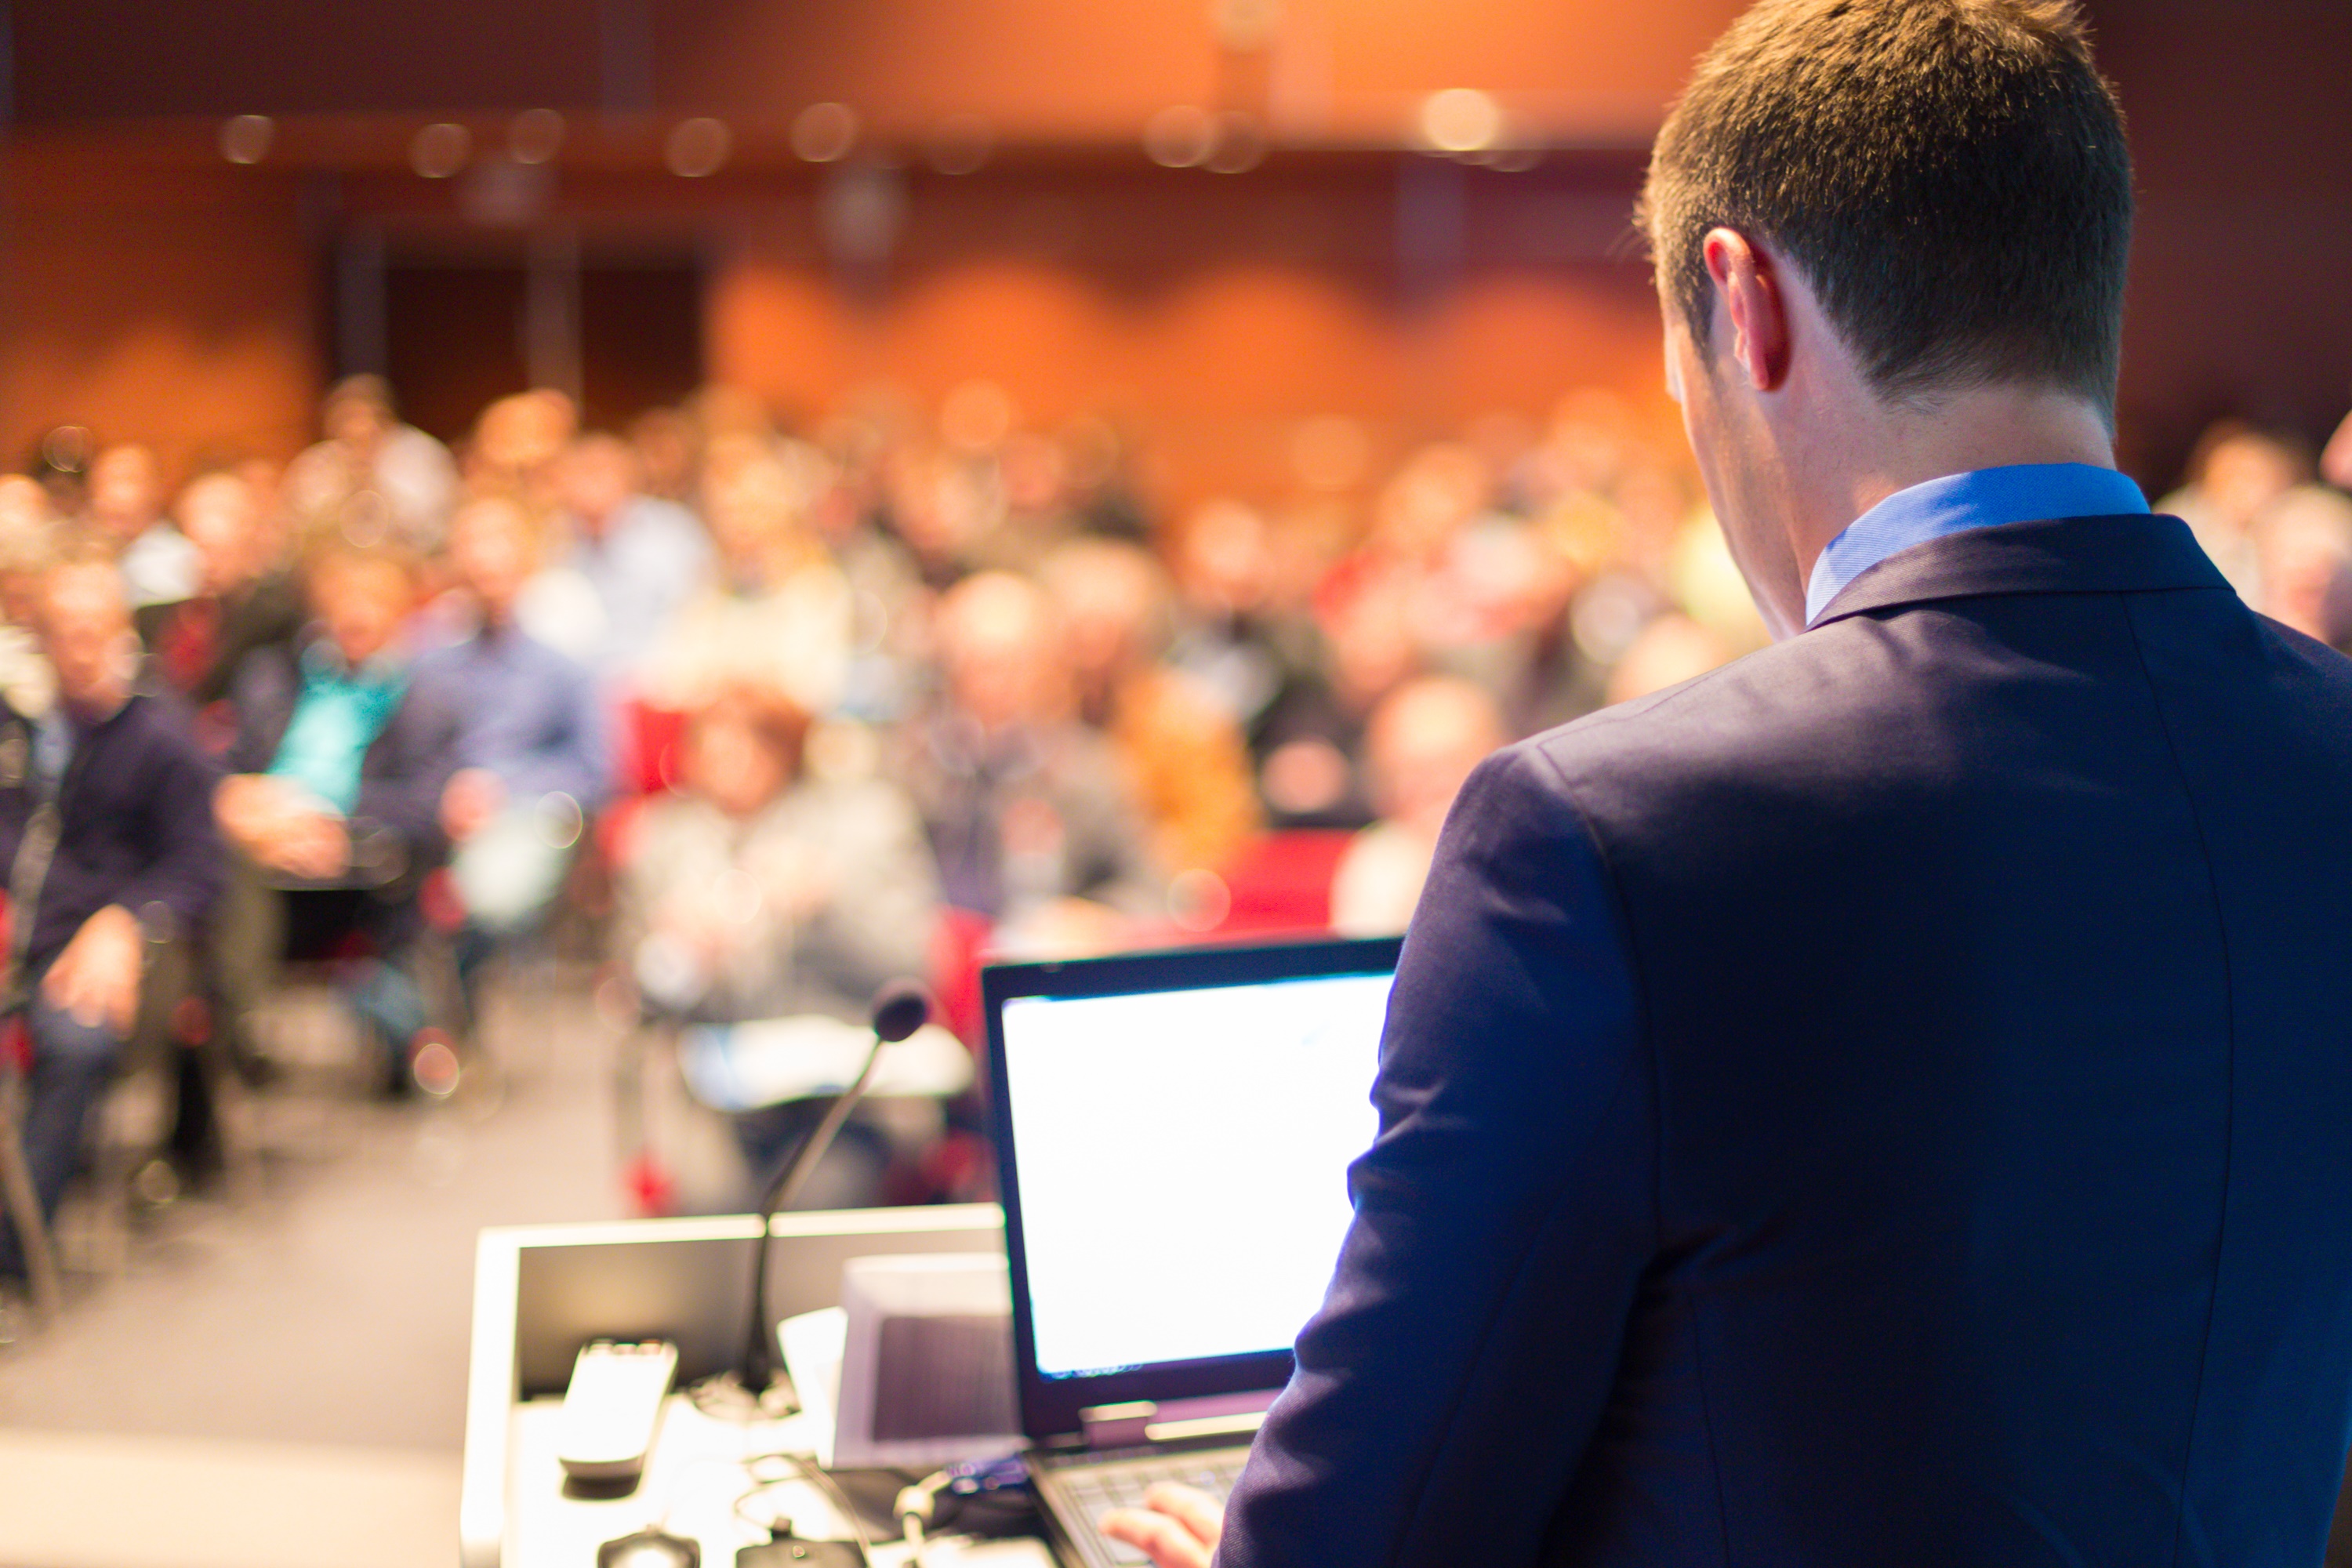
[1082,1391,1277,1450]
[1080,1401,1157,1449]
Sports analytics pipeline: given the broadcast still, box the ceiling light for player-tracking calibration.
[793,103,858,164]
[411,122,472,179]
[666,118,731,177]
[1420,89,1503,154]
[508,109,565,165]
[220,114,274,165]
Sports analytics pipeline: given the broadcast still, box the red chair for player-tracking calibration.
[1207,829,1355,938]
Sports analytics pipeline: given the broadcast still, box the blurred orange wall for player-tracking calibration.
[705,162,1680,516]
[1,148,321,476]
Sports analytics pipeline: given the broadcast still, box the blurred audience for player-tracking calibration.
[0,543,220,1278]
[2159,420,2311,604]
[18,364,2350,1227]
[2251,486,2352,652]
[907,570,1159,951]
[524,434,712,688]
[88,443,199,610]
[618,685,937,1025]
[417,498,610,1020]
[143,467,303,716]
[282,376,459,555]
[1329,677,1505,936]
[1040,537,1261,877]
[213,538,461,1094]
[644,442,852,719]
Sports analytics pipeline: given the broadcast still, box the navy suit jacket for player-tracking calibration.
[1219,514,2352,1566]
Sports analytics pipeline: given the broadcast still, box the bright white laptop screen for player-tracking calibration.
[1000,970,1393,1380]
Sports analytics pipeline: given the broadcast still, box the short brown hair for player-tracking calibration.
[1642,0,2132,416]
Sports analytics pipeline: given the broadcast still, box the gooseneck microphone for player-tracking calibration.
[736,978,933,1398]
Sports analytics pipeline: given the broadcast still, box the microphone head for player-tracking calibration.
[869,978,932,1044]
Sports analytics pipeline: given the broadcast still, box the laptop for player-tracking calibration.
[982,935,1404,1568]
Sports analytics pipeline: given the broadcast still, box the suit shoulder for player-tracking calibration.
[1522,629,1856,782]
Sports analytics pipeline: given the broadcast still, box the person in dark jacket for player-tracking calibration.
[0,542,220,1279]
[139,466,303,722]
[211,535,459,1094]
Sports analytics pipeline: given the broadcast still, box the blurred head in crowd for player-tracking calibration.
[2184,421,2310,539]
[702,445,812,584]
[1321,572,1422,710]
[1176,500,1276,617]
[304,539,418,669]
[1642,0,2132,637]
[681,685,808,819]
[175,469,267,596]
[1364,677,1506,844]
[0,473,53,536]
[38,538,137,719]
[1606,612,1733,706]
[0,477,55,629]
[556,434,641,536]
[447,495,540,624]
[2253,486,2352,645]
[86,442,164,546]
[1374,443,1488,562]
[322,375,398,455]
[935,570,1071,732]
[1039,538,1173,711]
[628,408,699,503]
[471,389,578,497]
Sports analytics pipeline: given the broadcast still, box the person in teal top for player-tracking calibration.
[213,538,462,1095]
[263,641,408,817]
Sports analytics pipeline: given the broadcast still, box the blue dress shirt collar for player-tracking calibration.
[1804,463,2149,627]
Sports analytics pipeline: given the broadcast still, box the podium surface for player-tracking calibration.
[462,1205,1014,1567]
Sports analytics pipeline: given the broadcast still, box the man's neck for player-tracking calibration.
[1784,386,2118,586]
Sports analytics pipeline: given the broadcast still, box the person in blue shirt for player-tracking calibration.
[417,496,610,1023]
[524,434,712,694]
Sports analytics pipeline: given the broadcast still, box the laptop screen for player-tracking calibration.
[984,937,1403,1441]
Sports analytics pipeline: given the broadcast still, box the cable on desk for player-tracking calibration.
[738,1450,877,1563]
[687,1369,800,1423]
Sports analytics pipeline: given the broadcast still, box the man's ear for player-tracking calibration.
[1701,228,1791,394]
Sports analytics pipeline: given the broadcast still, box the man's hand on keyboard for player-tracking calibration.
[1099,1482,1225,1568]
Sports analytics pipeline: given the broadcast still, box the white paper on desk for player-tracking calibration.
[780,1306,848,1470]
[681,1018,974,1111]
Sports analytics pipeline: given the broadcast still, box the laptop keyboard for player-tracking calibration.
[1046,1448,1250,1566]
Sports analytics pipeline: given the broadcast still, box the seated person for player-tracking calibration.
[0,543,221,1280]
[902,570,1161,954]
[212,537,460,1094]
[521,433,712,691]
[614,683,942,1206]
[85,443,199,612]
[415,498,609,1017]
[1328,677,1506,936]
[140,466,303,724]
[282,376,459,555]
[642,445,853,720]
[1040,537,1261,878]
[0,489,58,720]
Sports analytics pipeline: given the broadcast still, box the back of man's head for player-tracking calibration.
[1643,0,2132,419]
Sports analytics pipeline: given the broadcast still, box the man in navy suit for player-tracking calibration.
[1105,1,2352,1564]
